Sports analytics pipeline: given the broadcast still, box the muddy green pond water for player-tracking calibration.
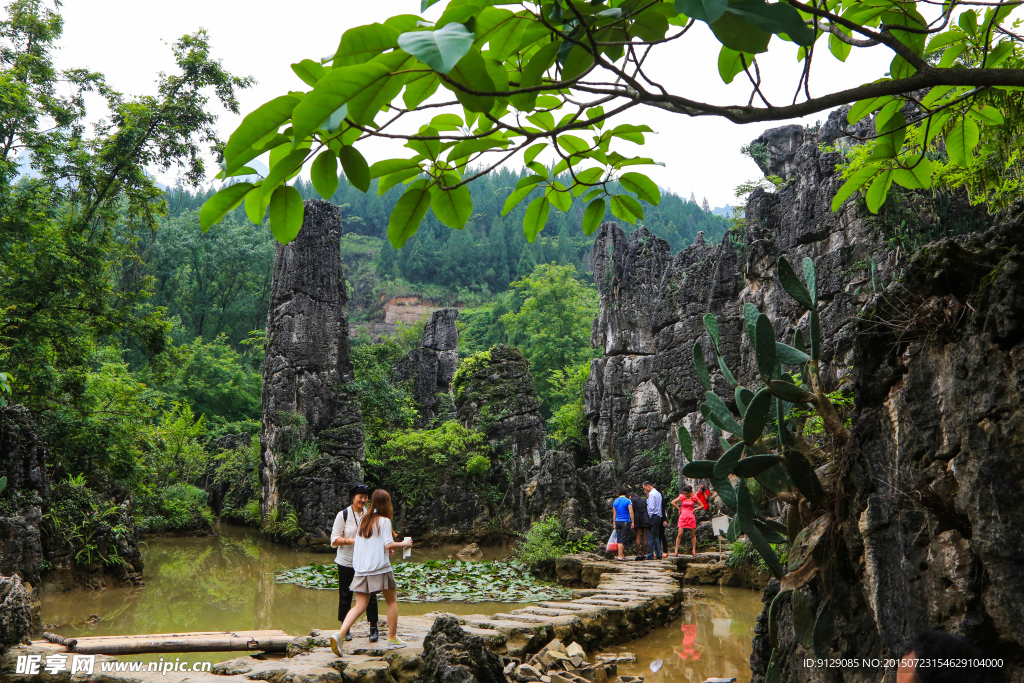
[40,525,762,680]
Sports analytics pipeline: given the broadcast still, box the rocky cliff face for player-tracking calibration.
[396,308,459,426]
[454,345,546,466]
[260,200,365,542]
[0,407,46,650]
[586,109,909,486]
[749,213,1024,683]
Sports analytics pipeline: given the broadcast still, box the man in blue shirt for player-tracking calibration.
[611,487,633,561]
[643,481,663,559]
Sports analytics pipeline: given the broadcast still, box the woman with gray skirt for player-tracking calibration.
[330,488,413,656]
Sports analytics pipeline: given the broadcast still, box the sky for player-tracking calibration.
[53,0,895,208]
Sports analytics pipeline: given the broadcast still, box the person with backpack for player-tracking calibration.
[330,488,413,656]
[629,486,650,561]
[330,484,379,643]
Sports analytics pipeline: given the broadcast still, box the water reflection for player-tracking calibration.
[41,526,520,641]
[607,586,763,683]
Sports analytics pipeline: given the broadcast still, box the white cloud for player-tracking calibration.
[54,1,891,206]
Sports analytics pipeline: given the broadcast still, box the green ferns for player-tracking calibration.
[679,256,850,579]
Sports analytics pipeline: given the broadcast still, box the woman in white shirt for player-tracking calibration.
[330,488,413,656]
[329,484,379,643]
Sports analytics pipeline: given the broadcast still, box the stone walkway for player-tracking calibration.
[4,554,730,683]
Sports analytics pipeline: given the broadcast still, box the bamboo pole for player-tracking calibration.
[33,631,295,656]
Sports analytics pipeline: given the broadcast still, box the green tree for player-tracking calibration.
[206,0,1024,244]
[501,263,599,414]
[144,212,275,347]
[0,0,251,420]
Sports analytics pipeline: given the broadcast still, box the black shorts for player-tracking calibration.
[615,521,631,540]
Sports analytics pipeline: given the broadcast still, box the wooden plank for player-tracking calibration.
[30,631,296,656]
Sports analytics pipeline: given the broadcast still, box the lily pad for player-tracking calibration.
[275,560,573,603]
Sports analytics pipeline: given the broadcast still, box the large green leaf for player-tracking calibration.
[728,0,815,45]
[334,23,400,67]
[777,256,813,309]
[398,23,476,74]
[831,165,879,212]
[388,183,432,248]
[865,168,894,214]
[676,0,728,23]
[445,47,497,113]
[430,181,473,229]
[291,59,326,87]
[310,150,339,199]
[610,194,643,223]
[945,115,980,166]
[710,12,771,54]
[523,195,550,242]
[223,96,300,173]
[582,198,606,235]
[338,146,371,193]
[292,63,392,141]
[892,157,933,190]
[404,72,441,109]
[742,388,771,445]
[693,342,710,392]
[244,184,270,225]
[200,182,252,232]
[269,185,304,245]
[717,46,749,84]
[619,172,661,205]
[348,51,415,125]
[369,158,421,179]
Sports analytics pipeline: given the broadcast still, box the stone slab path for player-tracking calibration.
[5,553,731,683]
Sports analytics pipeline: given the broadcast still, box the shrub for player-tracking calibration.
[137,483,214,533]
[513,516,596,569]
[368,420,492,507]
[727,539,789,570]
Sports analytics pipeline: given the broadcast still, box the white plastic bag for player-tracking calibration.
[606,530,619,553]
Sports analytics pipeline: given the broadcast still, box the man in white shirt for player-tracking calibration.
[330,484,379,642]
[643,481,663,560]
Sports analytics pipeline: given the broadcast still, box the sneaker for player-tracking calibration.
[328,632,345,657]
[345,632,353,642]
[386,637,407,650]
[368,624,379,643]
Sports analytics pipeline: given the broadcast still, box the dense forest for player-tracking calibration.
[0,0,728,546]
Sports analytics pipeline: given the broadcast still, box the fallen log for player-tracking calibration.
[41,632,77,648]
[32,630,295,655]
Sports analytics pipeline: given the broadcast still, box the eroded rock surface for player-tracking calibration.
[396,308,459,426]
[749,218,1024,682]
[260,200,365,540]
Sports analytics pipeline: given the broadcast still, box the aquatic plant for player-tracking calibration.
[275,559,572,603]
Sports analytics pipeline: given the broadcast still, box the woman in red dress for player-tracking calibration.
[671,485,698,556]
